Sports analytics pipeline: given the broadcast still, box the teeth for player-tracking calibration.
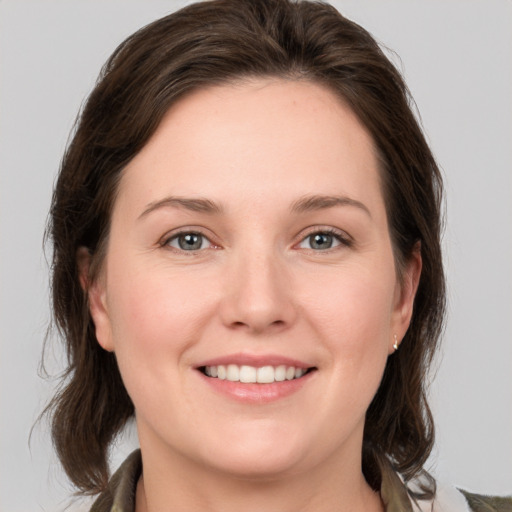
[239,365,257,383]
[286,366,296,380]
[275,365,286,382]
[203,364,308,383]
[217,365,227,380]
[226,364,239,381]
[257,366,274,383]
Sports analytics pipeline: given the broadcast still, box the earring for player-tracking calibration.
[393,334,399,351]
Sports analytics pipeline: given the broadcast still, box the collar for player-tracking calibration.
[90,449,467,512]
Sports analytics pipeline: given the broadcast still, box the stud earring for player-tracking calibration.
[393,334,399,351]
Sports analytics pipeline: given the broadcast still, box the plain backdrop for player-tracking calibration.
[1,1,511,510]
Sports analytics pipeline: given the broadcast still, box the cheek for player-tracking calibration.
[103,265,208,414]
[302,264,395,396]
[104,262,211,383]
[107,259,207,338]
[305,266,396,345]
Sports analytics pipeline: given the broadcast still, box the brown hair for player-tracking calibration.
[47,0,445,496]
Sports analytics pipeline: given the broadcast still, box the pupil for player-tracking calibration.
[179,233,201,250]
[311,233,332,249]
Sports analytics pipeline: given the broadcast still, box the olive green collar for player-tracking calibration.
[90,449,509,512]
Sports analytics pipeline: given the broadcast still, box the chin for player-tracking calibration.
[196,423,310,480]
[205,449,306,481]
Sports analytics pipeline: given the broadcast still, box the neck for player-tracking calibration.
[135,439,383,512]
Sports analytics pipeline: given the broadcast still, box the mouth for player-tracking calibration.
[199,364,316,384]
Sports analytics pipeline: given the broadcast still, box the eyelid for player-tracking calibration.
[294,226,353,250]
[158,227,220,252]
[157,225,352,252]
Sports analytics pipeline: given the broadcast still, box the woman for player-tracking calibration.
[46,0,510,511]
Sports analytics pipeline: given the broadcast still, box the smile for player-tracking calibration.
[201,364,312,383]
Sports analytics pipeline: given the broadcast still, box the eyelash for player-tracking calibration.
[160,230,218,253]
[296,227,353,252]
[160,227,352,254]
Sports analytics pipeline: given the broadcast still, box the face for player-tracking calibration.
[88,79,420,479]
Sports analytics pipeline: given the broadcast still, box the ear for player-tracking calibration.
[76,247,114,352]
[389,242,422,353]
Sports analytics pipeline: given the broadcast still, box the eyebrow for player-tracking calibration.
[138,196,223,219]
[138,193,371,219]
[291,194,371,217]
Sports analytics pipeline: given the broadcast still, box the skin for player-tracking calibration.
[85,79,421,512]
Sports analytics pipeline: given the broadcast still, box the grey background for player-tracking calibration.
[1,1,511,510]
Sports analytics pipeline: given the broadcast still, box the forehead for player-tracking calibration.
[117,78,383,216]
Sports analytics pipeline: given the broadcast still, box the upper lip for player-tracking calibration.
[195,353,315,369]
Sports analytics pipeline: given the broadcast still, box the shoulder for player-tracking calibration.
[89,449,142,512]
[380,458,512,512]
[417,480,512,512]
[459,489,512,512]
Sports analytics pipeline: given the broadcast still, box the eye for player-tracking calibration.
[166,232,211,251]
[297,230,349,251]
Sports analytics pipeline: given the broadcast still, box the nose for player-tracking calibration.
[219,250,297,334]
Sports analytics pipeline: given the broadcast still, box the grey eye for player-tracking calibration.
[168,232,208,251]
[309,233,334,250]
[298,232,342,250]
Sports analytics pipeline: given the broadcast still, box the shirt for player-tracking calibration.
[90,450,512,512]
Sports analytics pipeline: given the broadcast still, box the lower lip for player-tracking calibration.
[198,370,315,403]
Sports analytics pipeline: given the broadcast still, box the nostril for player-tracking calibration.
[229,318,287,332]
